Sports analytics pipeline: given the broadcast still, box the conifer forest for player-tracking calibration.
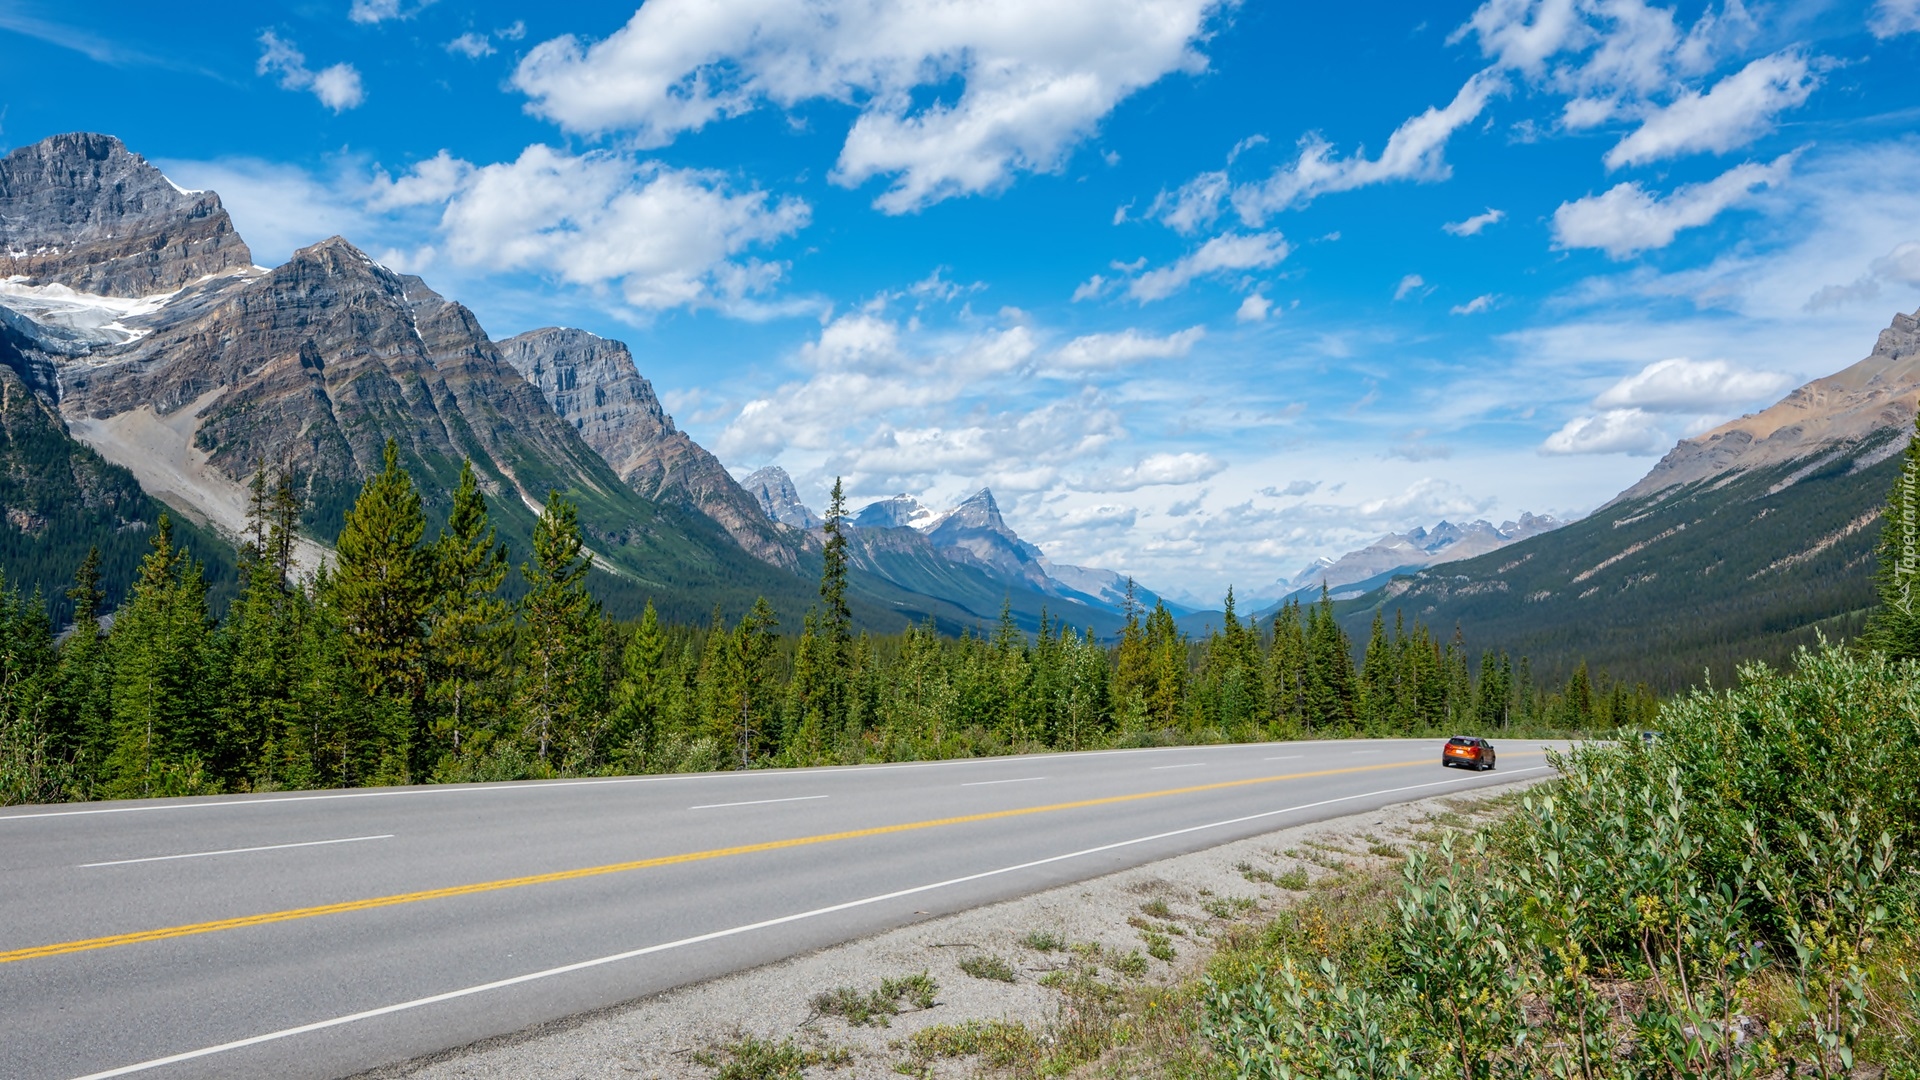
[0,442,1655,806]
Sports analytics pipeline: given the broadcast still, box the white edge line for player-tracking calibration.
[67,766,1550,1080]
[959,777,1048,787]
[688,796,828,811]
[80,835,394,868]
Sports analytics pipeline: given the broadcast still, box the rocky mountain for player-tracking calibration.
[496,327,796,569]
[1,132,253,297]
[0,132,824,624]
[1269,514,1563,606]
[741,466,821,529]
[1342,306,1920,689]
[852,493,935,530]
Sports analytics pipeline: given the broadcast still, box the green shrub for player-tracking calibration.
[958,953,1016,982]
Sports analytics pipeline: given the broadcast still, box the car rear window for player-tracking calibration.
[1448,737,1476,746]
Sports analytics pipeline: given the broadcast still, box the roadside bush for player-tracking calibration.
[1203,644,1920,1077]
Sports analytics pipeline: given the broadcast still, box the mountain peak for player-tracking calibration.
[741,466,821,530]
[0,132,252,298]
[852,493,932,530]
[1614,304,1920,505]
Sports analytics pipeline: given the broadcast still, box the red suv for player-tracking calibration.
[1442,736,1496,771]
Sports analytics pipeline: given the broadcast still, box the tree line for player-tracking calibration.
[0,449,1655,805]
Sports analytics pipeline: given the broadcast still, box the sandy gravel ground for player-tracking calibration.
[361,780,1545,1080]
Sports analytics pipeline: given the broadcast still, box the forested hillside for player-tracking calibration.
[0,449,1650,805]
[1340,446,1893,690]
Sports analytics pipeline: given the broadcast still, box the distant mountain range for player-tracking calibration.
[1261,514,1564,609]
[0,132,1171,633]
[1338,305,1920,689]
[744,472,1190,619]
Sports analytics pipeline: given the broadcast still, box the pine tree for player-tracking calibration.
[1357,610,1394,732]
[517,493,603,768]
[1867,413,1920,658]
[1302,588,1356,732]
[331,440,433,710]
[610,599,668,768]
[53,547,110,782]
[730,597,779,767]
[425,460,509,769]
[105,516,216,797]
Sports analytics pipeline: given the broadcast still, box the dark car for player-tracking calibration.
[1442,736,1496,771]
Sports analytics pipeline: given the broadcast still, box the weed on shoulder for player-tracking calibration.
[957,953,1017,983]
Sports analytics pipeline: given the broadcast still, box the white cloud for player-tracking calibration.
[1870,0,1920,38]
[1355,477,1495,520]
[446,33,494,59]
[1540,408,1669,454]
[1236,293,1272,322]
[349,0,435,24]
[1393,273,1427,301]
[1232,71,1504,221]
[1261,480,1320,497]
[1551,154,1791,258]
[1148,170,1229,234]
[1451,293,1498,315]
[1071,274,1109,302]
[1592,356,1793,411]
[1088,451,1226,491]
[1451,0,1587,77]
[1443,208,1506,236]
[402,146,812,312]
[256,31,365,113]
[511,0,1226,214]
[1127,231,1291,302]
[1604,51,1815,169]
[154,156,380,265]
[496,20,527,41]
[1050,326,1205,371]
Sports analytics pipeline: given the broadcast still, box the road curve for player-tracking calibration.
[0,738,1566,1079]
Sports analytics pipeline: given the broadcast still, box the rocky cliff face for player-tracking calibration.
[1274,513,1564,602]
[1614,307,1920,504]
[1,133,253,298]
[852,493,933,530]
[0,132,824,623]
[742,465,820,529]
[920,489,1055,592]
[496,327,795,569]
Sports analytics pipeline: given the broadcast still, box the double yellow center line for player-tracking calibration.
[3,756,1496,966]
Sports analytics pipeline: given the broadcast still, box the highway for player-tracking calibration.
[0,738,1564,1079]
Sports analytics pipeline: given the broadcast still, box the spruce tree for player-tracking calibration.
[105,516,216,797]
[1867,413,1920,659]
[517,493,603,768]
[0,569,63,805]
[610,599,667,768]
[331,440,432,708]
[425,460,508,768]
[730,597,779,767]
[54,547,111,780]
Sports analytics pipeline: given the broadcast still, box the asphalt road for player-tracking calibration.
[0,738,1565,1079]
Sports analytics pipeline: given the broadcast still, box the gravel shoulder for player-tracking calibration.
[360,778,1548,1080]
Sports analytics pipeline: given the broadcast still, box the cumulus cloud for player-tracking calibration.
[1450,293,1498,315]
[1050,326,1205,371]
[1148,170,1229,234]
[1393,273,1427,301]
[1870,0,1920,38]
[1805,240,1920,311]
[511,0,1226,213]
[1604,51,1816,169]
[405,146,811,312]
[1552,154,1791,258]
[446,33,494,59]
[1356,477,1495,520]
[1232,71,1504,221]
[1592,356,1793,411]
[1087,451,1226,491]
[1540,408,1669,454]
[256,31,365,112]
[1443,208,1506,236]
[1261,480,1320,497]
[1127,231,1291,302]
[349,0,435,23]
[1236,293,1272,322]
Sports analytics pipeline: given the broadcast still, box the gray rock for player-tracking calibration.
[497,327,796,569]
[1,133,252,298]
[741,466,821,530]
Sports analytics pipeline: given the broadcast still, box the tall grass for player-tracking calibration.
[1204,643,1920,1077]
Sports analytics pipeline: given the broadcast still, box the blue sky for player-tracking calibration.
[5,0,1920,603]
